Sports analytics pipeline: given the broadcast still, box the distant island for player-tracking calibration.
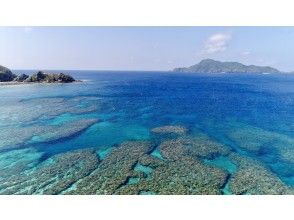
[173,59,283,74]
[0,65,76,84]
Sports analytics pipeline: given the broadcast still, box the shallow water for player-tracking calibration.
[0,71,293,194]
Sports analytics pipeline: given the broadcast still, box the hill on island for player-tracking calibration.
[173,59,281,74]
[0,65,16,81]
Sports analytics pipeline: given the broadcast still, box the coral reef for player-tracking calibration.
[151,125,188,135]
[226,122,294,155]
[0,95,102,150]
[0,148,44,180]
[138,154,165,169]
[176,134,230,159]
[55,138,228,195]
[228,153,294,195]
[156,133,230,161]
[0,124,292,195]
[204,156,237,174]
[0,148,99,195]
[0,96,100,126]
[37,118,99,143]
[278,144,294,164]
[65,141,153,194]
[116,139,228,195]
[226,125,276,153]
[224,122,294,164]
[0,118,99,150]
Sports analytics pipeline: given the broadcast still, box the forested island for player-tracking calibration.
[173,59,283,74]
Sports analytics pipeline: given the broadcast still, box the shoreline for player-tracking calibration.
[0,80,83,86]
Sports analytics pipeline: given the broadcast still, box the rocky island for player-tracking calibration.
[0,65,16,81]
[0,65,76,84]
[173,59,282,74]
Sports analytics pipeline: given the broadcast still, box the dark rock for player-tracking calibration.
[1,65,76,84]
[26,71,76,83]
[0,65,16,82]
[14,74,29,82]
[57,73,75,83]
[26,71,47,82]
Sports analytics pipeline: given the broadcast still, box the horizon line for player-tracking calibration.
[12,68,174,72]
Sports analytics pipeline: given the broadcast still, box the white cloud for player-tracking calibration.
[203,33,232,54]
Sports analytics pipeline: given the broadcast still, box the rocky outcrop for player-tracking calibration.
[26,71,75,83]
[0,65,16,81]
[26,71,47,82]
[14,74,29,82]
[0,65,76,83]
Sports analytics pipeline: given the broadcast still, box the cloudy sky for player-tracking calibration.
[1,27,294,71]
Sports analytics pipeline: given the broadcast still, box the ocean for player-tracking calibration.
[0,70,293,194]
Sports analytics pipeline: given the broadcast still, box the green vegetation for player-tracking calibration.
[174,59,281,74]
[26,71,75,83]
[0,65,76,83]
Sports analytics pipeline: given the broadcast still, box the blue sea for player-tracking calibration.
[0,71,293,195]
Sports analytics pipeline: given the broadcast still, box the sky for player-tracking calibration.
[1,26,294,71]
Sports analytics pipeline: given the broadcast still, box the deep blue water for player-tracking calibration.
[0,71,293,194]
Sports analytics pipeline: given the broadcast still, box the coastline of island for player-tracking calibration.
[0,65,77,85]
[2,59,293,87]
[172,59,290,74]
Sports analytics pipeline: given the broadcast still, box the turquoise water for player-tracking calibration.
[0,71,293,195]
